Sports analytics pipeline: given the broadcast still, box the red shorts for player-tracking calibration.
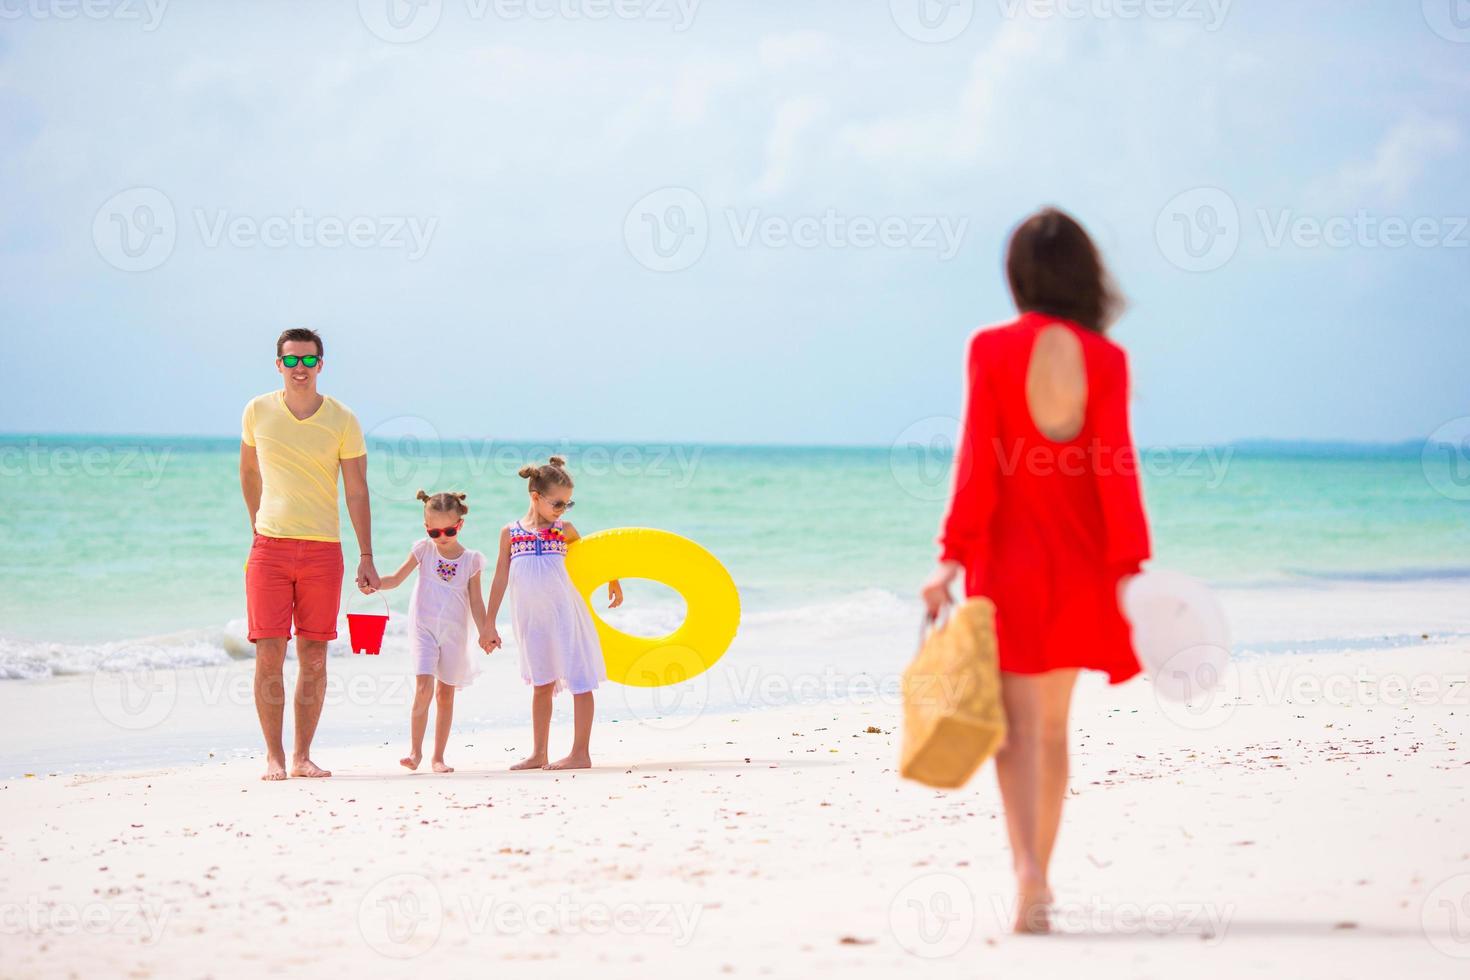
[246,535,344,643]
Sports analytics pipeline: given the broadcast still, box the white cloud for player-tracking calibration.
[756,30,836,71]
[1310,114,1463,208]
[837,19,1059,172]
[751,96,828,196]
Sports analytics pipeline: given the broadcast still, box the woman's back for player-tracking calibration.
[939,311,1150,683]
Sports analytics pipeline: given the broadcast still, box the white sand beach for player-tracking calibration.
[3,643,1466,978]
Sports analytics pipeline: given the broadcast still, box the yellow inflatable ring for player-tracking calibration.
[565,528,740,687]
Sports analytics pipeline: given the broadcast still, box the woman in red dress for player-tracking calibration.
[921,208,1151,933]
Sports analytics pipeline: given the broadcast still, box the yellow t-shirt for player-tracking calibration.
[242,391,367,542]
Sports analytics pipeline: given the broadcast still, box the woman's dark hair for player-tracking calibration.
[1005,208,1123,333]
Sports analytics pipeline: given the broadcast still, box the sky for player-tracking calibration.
[1,0,1467,448]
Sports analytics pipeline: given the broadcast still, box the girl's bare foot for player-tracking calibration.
[431,759,453,773]
[544,752,591,771]
[400,752,422,771]
[510,754,548,771]
[262,755,287,781]
[289,758,332,778]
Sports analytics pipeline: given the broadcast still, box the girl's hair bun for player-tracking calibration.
[420,490,469,516]
[416,489,431,502]
[521,456,574,493]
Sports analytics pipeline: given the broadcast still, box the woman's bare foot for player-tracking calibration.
[431,759,453,773]
[1013,869,1051,934]
[262,756,287,781]
[289,758,332,778]
[544,752,591,771]
[400,752,422,771]
[510,754,547,771]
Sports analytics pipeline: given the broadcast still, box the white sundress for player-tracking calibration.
[507,519,606,695]
[407,538,485,687]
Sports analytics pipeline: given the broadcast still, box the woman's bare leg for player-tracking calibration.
[546,691,593,770]
[401,675,434,770]
[994,668,1079,933]
[1034,669,1080,880]
[511,683,555,770]
[431,681,455,773]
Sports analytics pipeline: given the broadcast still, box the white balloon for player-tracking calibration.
[1121,570,1231,703]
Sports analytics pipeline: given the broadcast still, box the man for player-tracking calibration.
[240,328,379,780]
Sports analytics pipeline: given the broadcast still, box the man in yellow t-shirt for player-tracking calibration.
[240,327,378,782]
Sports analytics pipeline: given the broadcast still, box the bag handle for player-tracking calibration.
[919,602,954,648]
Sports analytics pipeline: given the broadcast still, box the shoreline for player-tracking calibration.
[2,644,1466,977]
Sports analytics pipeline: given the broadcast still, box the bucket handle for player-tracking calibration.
[347,593,390,617]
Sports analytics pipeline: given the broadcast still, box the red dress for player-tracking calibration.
[937,312,1151,684]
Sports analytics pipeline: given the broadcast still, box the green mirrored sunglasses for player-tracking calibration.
[281,355,321,368]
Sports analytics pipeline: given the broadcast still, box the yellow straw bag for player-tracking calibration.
[900,597,1007,789]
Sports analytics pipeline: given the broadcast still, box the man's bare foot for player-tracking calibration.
[290,758,332,778]
[262,756,287,781]
[544,752,591,771]
[509,754,547,771]
[431,759,454,773]
[400,752,422,771]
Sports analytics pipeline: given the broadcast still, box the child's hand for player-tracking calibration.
[607,580,624,609]
[479,628,501,653]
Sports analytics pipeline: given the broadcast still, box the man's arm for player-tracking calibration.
[341,455,379,591]
[240,442,262,535]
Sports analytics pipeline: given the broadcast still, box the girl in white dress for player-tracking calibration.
[376,490,495,773]
[484,457,621,771]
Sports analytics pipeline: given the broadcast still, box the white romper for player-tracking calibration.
[407,538,484,687]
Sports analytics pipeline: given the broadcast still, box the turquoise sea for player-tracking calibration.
[1,433,1468,679]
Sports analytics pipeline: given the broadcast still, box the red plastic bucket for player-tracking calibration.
[346,596,389,655]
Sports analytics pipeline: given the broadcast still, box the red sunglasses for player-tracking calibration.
[426,521,462,539]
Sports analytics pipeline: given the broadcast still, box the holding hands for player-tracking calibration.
[479,627,502,654]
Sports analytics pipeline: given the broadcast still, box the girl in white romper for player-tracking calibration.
[376,490,495,773]
[484,457,621,771]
